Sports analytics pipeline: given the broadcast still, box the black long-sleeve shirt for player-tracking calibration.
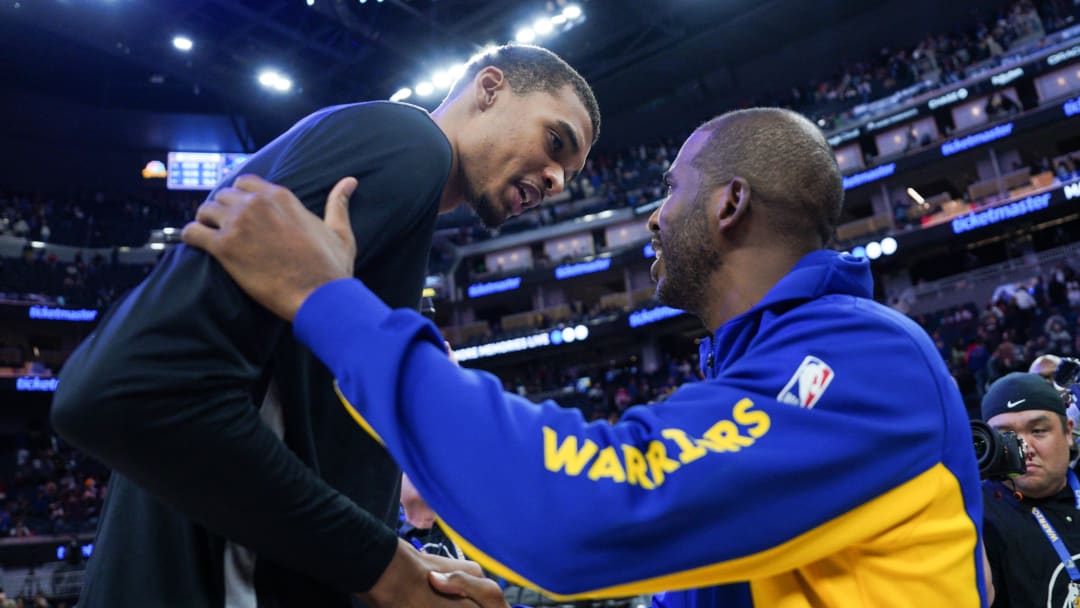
[51,101,452,607]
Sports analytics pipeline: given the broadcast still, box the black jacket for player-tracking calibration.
[51,102,452,607]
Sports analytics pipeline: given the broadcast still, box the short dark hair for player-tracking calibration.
[447,44,600,145]
[693,108,843,249]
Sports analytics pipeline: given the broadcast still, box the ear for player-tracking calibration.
[474,66,507,111]
[714,177,751,234]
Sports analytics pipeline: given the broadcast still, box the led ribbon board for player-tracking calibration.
[628,305,684,328]
[842,163,897,190]
[16,377,58,392]
[951,192,1052,234]
[555,258,611,279]
[28,306,98,322]
[941,123,1014,157]
[467,276,522,298]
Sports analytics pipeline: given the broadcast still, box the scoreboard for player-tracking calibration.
[166,152,251,191]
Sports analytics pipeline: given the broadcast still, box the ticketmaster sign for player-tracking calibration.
[951,192,1052,234]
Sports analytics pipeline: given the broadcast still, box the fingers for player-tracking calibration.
[194,198,228,229]
[419,553,484,577]
[324,176,357,253]
[180,221,218,252]
[232,174,276,194]
[429,571,506,606]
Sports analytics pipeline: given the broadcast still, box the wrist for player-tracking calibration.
[358,538,420,605]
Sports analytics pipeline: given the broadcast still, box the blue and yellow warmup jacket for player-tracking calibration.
[293,250,987,607]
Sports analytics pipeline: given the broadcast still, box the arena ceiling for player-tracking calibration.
[1,0,989,149]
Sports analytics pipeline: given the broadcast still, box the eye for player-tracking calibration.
[550,131,564,154]
[662,176,674,195]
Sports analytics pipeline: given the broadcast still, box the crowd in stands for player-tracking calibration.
[498,348,702,422]
[906,261,1080,411]
[0,190,195,249]
[0,248,155,310]
[775,0,1075,130]
[0,436,107,539]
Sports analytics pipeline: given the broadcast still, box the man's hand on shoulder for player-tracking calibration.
[181,174,357,321]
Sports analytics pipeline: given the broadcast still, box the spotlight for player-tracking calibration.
[415,81,435,97]
[906,187,926,206]
[865,241,882,260]
[551,14,567,25]
[563,4,582,19]
[449,63,467,80]
[852,246,867,259]
[432,70,452,89]
[562,327,576,343]
[172,36,193,52]
[533,18,553,35]
[574,325,589,341]
[258,70,292,92]
[515,28,536,43]
[390,87,412,101]
[306,0,314,5]
[881,237,898,256]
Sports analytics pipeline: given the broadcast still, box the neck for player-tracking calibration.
[430,103,465,214]
[701,244,807,333]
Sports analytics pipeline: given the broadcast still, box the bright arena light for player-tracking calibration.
[562,327,576,343]
[172,36,193,52]
[415,81,435,97]
[258,70,292,92]
[881,237,898,256]
[390,87,412,102]
[865,241,882,260]
[515,28,536,43]
[551,14,567,25]
[306,0,314,5]
[574,325,589,341]
[563,4,582,19]
[432,70,452,89]
[533,18,553,35]
[449,63,467,80]
[851,246,867,259]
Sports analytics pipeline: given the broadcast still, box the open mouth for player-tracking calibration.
[516,182,542,213]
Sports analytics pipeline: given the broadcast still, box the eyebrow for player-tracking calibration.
[996,415,1053,432]
[557,119,582,156]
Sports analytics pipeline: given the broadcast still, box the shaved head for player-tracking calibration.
[693,108,844,249]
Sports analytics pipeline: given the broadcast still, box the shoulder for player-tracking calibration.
[769,294,940,366]
[309,101,445,141]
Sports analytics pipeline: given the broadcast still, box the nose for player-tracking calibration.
[542,164,565,197]
[647,204,663,234]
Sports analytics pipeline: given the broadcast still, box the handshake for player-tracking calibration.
[361,536,509,608]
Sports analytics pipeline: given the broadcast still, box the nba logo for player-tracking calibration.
[777,356,835,409]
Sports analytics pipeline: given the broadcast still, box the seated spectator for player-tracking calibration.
[985,92,1021,118]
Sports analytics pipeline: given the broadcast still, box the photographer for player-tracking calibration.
[982,372,1080,606]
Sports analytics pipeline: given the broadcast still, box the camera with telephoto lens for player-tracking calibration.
[971,420,1027,480]
[1056,357,1080,392]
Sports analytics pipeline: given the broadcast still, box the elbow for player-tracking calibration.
[51,387,98,450]
[50,368,118,453]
